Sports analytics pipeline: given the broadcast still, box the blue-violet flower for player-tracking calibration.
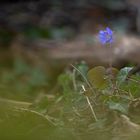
[99,27,113,45]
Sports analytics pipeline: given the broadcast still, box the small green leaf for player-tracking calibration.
[107,101,128,114]
[117,67,133,85]
[76,61,89,77]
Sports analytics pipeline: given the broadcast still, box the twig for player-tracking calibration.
[82,85,98,121]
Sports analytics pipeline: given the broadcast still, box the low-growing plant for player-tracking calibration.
[0,27,140,140]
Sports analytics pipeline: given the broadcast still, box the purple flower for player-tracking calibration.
[98,27,113,45]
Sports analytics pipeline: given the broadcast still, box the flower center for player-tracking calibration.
[105,32,112,43]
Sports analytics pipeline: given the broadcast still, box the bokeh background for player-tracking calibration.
[0,0,140,140]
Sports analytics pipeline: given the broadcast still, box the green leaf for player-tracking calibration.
[107,101,128,114]
[87,66,108,89]
[117,67,133,85]
[76,61,89,77]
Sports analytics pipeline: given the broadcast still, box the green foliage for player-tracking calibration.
[0,58,140,140]
[23,26,75,41]
[0,59,48,101]
[86,66,139,116]
[76,62,89,79]
[57,72,74,104]
[23,26,52,40]
[0,101,54,140]
[87,66,119,89]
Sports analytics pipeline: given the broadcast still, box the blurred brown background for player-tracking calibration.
[0,0,140,81]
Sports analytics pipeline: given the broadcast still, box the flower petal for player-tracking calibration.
[106,27,113,35]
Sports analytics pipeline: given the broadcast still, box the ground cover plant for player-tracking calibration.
[0,27,140,140]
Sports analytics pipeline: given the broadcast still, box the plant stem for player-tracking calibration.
[86,96,98,121]
[82,85,98,121]
[72,68,77,91]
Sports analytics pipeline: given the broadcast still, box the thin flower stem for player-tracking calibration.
[108,44,117,95]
